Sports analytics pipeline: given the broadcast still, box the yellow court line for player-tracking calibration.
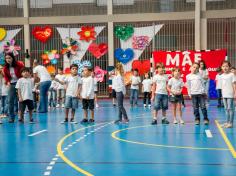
[57,123,108,176]
[111,125,229,151]
[215,120,236,158]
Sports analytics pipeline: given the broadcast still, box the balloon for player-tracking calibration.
[32,26,53,43]
[51,58,58,65]
[51,50,57,54]
[46,66,56,74]
[43,59,50,65]
[114,48,134,64]
[77,26,96,42]
[88,43,108,59]
[48,53,54,60]
[55,54,60,59]
[41,54,49,60]
[132,36,149,50]
[0,28,7,41]
[114,25,134,41]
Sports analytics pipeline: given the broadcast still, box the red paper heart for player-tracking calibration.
[132,60,150,75]
[88,43,108,59]
[32,26,53,43]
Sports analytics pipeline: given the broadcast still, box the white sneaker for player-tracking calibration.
[96,104,99,108]
[0,119,2,124]
[143,104,146,107]
[56,104,60,108]
[173,119,178,124]
[148,104,151,108]
[61,104,65,108]
[179,119,185,124]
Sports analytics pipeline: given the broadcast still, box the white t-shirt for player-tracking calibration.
[55,74,66,89]
[50,80,59,90]
[168,77,184,95]
[16,77,34,101]
[33,65,51,82]
[220,72,236,98]
[131,76,141,90]
[152,74,168,95]
[65,75,82,97]
[142,79,152,92]
[94,78,98,92]
[81,76,95,99]
[10,67,18,83]
[113,74,126,95]
[1,77,9,96]
[215,73,222,90]
[186,73,205,95]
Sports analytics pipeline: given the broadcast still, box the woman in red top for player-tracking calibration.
[3,52,24,123]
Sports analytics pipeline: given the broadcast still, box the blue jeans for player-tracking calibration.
[223,98,234,124]
[38,81,51,113]
[117,92,128,120]
[154,94,168,111]
[1,95,8,114]
[8,83,18,120]
[48,89,57,107]
[130,89,138,105]
[217,89,222,106]
[191,94,208,120]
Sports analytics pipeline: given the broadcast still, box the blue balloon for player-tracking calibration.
[51,59,58,65]
[114,48,134,64]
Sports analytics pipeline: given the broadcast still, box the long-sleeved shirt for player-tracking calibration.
[186,73,205,95]
[113,74,126,95]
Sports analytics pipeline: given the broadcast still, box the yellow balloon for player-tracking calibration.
[51,50,57,54]
[0,28,6,41]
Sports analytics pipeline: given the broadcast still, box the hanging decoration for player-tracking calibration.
[132,60,150,76]
[32,26,53,43]
[0,52,5,65]
[88,43,108,59]
[73,60,92,75]
[64,67,71,75]
[124,71,133,85]
[41,50,60,65]
[0,28,7,41]
[77,26,96,42]
[61,37,79,59]
[3,39,21,56]
[94,66,107,82]
[46,65,56,74]
[114,25,134,41]
[114,48,134,64]
[132,36,149,50]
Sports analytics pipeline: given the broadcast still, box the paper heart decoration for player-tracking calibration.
[132,36,149,50]
[88,43,108,59]
[132,60,150,76]
[0,28,7,41]
[77,26,96,42]
[32,26,53,43]
[114,25,134,41]
[94,66,107,82]
[124,71,133,85]
[64,67,71,75]
[114,48,134,64]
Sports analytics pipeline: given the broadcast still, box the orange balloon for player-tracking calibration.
[41,54,48,60]
[46,66,56,74]
[124,71,132,85]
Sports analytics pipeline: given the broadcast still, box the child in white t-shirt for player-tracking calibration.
[48,74,58,109]
[0,66,9,123]
[220,61,236,128]
[167,67,184,124]
[16,68,35,123]
[215,67,223,108]
[130,69,141,106]
[55,67,66,108]
[142,73,152,108]
[151,63,170,125]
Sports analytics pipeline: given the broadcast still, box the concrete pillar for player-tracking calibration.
[201,0,207,50]
[107,0,114,66]
[195,0,201,50]
[23,0,30,67]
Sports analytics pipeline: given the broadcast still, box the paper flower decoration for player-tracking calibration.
[114,48,134,64]
[3,39,21,56]
[32,26,53,43]
[114,25,134,41]
[77,26,96,42]
[46,66,56,74]
[73,60,92,75]
[88,43,108,59]
[0,28,7,41]
[0,52,5,65]
[41,50,60,65]
[132,36,149,50]
[124,71,133,85]
[61,38,79,58]
[94,66,107,82]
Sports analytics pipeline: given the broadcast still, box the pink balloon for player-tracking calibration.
[55,54,60,59]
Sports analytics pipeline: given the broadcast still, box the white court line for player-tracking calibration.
[28,130,47,137]
[205,130,213,138]
[46,166,53,170]
[44,171,50,176]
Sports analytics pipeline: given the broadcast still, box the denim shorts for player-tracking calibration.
[154,94,168,111]
[65,96,78,109]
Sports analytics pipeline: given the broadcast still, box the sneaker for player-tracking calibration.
[225,123,233,128]
[113,104,116,107]
[48,106,51,109]
[61,104,65,108]
[56,104,60,108]
[204,118,209,125]
[195,119,200,125]
[179,119,185,124]
[114,119,122,124]
[162,118,170,124]
[61,119,68,124]
[70,118,78,124]
[96,104,99,108]
[0,119,2,124]
[173,119,178,124]
[8,119,14,123]
[143,104,147,108]
[151,119,157,125]
[221,123,228,128]
[80,119,88,123]
[89,119,95,123]
[148,104,151,108]
[123,119,129,123]
[18,118,24,123]
[29,119,35,124]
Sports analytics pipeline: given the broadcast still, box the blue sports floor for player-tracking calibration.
[0,100,236,176]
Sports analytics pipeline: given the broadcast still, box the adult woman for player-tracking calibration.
[33,60,51,113]
[3,52,24,123]
[199,60,209,102]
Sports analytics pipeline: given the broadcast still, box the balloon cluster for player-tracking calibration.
[132,36,149,50]
[114,25,134,41]
[61,37,79,59]
[3,39,21,56]
[77,26,96,42]
[41,50,60,65]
